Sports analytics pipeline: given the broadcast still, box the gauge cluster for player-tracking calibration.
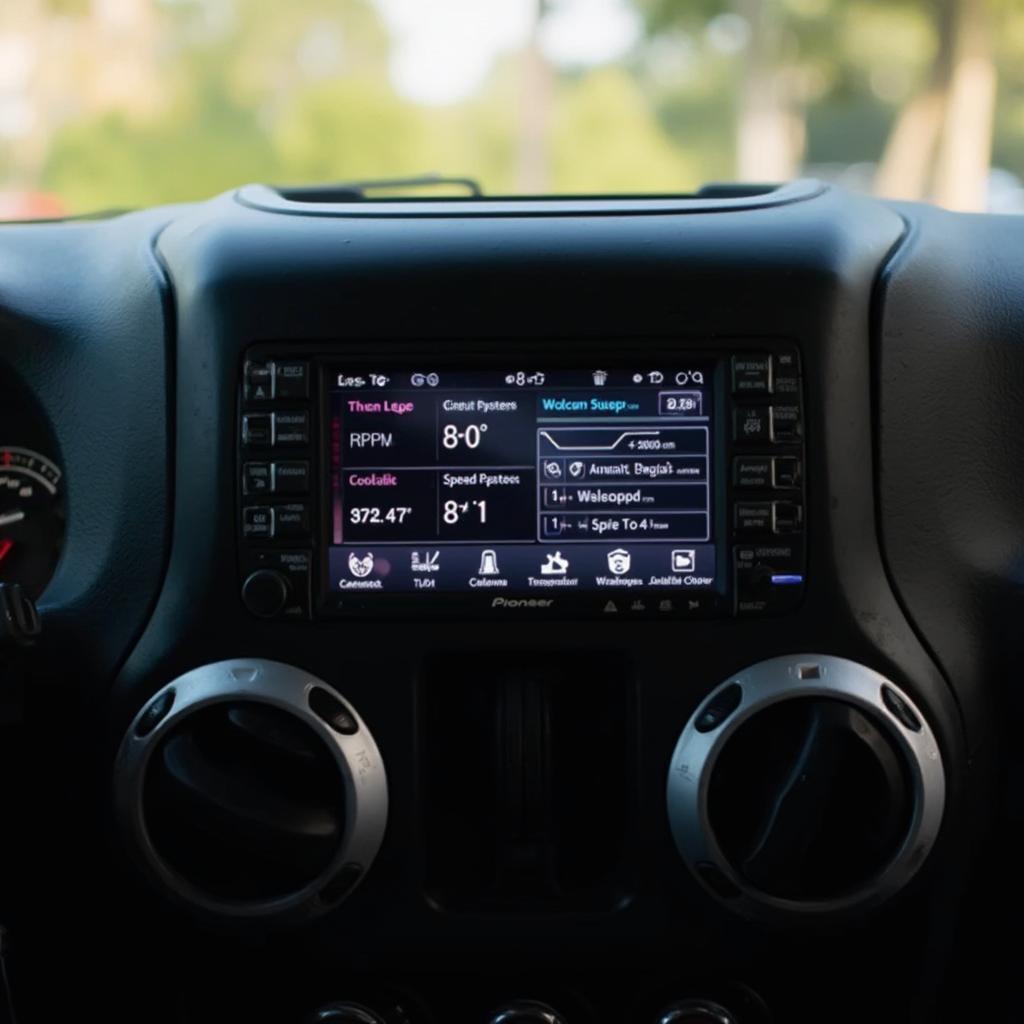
[0,447,64,599]
[0,378,65,600]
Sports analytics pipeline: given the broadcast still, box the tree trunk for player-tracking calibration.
[734,0,803,182]
[875,0,996,211]
[873,90,946,201]
[516,0,553,194]
[932,0,996,210]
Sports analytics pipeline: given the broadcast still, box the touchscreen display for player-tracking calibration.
[327,365,717,602]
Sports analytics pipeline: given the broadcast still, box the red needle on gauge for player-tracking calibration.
[0,539,12,564]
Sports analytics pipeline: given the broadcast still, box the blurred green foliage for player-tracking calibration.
[3,0,1024,211]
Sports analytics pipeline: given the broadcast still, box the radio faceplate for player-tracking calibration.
[236,344,805,619]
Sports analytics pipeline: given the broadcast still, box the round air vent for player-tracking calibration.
[666,655,945,917]
[115,659,388,921]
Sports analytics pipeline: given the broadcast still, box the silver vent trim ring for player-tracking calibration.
[666,654,945,918]
[115,658,389,921]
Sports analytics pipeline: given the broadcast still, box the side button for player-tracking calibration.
[769,404,802,442]
[771,501,803,534]
[772,456,802,489]
[733,406,770,443]
[244,361,274,402]
[731,354,772,395]
[243,462,272,495]
[242,413,273,447]
[242,505,274,539]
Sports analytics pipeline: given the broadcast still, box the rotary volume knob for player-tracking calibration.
[241,569,289,618]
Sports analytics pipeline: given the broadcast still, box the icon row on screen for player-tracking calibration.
[347,547,697,578]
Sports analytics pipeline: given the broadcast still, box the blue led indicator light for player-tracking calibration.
[770,574,804,586]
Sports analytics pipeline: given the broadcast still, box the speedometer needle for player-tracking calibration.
[0,511,25,528]
[0,539,12,564]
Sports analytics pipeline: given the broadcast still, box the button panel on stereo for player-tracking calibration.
[238,356,314,619]
[728,349,806,615]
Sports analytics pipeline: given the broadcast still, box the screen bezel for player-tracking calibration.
[313,341,734,619]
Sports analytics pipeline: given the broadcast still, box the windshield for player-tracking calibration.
[1,0,1021,219]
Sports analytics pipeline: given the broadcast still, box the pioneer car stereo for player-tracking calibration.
[236,344,805,619]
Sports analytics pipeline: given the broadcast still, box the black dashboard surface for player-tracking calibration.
[0,182,1019,1023]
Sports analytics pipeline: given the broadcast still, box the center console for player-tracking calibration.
[94,184,968,1024]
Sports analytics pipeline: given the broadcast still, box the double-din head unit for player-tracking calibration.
[236,345,805,620]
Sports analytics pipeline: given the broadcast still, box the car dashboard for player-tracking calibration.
[0,178,1021,1023]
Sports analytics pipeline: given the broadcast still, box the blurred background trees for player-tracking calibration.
[0,0,1022,216]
